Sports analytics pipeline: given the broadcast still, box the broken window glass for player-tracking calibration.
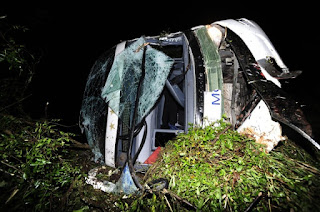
[193,27,224,116]
[194,27,223,92]
[81,37,174,162]
[101,37,174,129]
[80,47,116,162]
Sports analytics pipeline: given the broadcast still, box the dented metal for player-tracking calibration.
[80,18,319,177]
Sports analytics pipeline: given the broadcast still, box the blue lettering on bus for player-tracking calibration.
[211,93,220,105]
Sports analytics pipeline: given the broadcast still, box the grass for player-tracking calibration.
[144,119,320,211]
[1,115,319,211]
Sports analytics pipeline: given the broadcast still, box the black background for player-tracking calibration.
[1,3,319,140]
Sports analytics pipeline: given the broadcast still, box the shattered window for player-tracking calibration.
[80,47,116,162]
[194,27,224,117]
[194,27,223,92]
[81,37,174,162]
[101,37,174,128]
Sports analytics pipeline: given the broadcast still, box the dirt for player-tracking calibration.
[64,149,139,212]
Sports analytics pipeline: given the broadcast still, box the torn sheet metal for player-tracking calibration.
[215,18,287,85]
[80,18,319,178]
[222,27,320,150]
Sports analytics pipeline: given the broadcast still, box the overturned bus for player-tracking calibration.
[80,18,319,173]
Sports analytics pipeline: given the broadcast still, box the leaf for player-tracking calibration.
[23,172,27,180]
[72,206,89,212]
[219,169,226,177]
[196,186,200,196]
[214,187,222,200]
[5,188,19,204]
[170,175,176,188]
[0,180,7,187]
[236,165,243,172]
[226,139,234,150]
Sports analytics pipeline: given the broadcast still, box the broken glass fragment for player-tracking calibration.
[194,27,224,115]
[101,37,174,128]
[80,47,115,162]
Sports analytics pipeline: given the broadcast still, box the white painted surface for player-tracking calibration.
[206,25,223,47]
[104,41,126,167]
[237,100,285,152]
[214,18,283,87]
[203,89,222,126]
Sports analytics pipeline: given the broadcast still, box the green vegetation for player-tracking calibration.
[1,15,319,212]
[0,115,84,211]
[0,16,40,114]
[143,120,320,211]
[1,115,319,211]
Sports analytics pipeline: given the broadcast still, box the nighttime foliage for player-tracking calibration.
[1,10,320,212]
[0,16,40,115]
[142,120,320,211]
[0,16,84,211]
[0,115,83,211]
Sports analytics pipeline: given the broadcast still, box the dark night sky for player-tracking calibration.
[1,4,318,134]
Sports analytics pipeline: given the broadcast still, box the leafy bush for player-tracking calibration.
[144,120,320,211]
[0,16,40,114]
[0,115,83,211]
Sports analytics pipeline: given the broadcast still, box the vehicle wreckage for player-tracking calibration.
[80,18,320,194]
